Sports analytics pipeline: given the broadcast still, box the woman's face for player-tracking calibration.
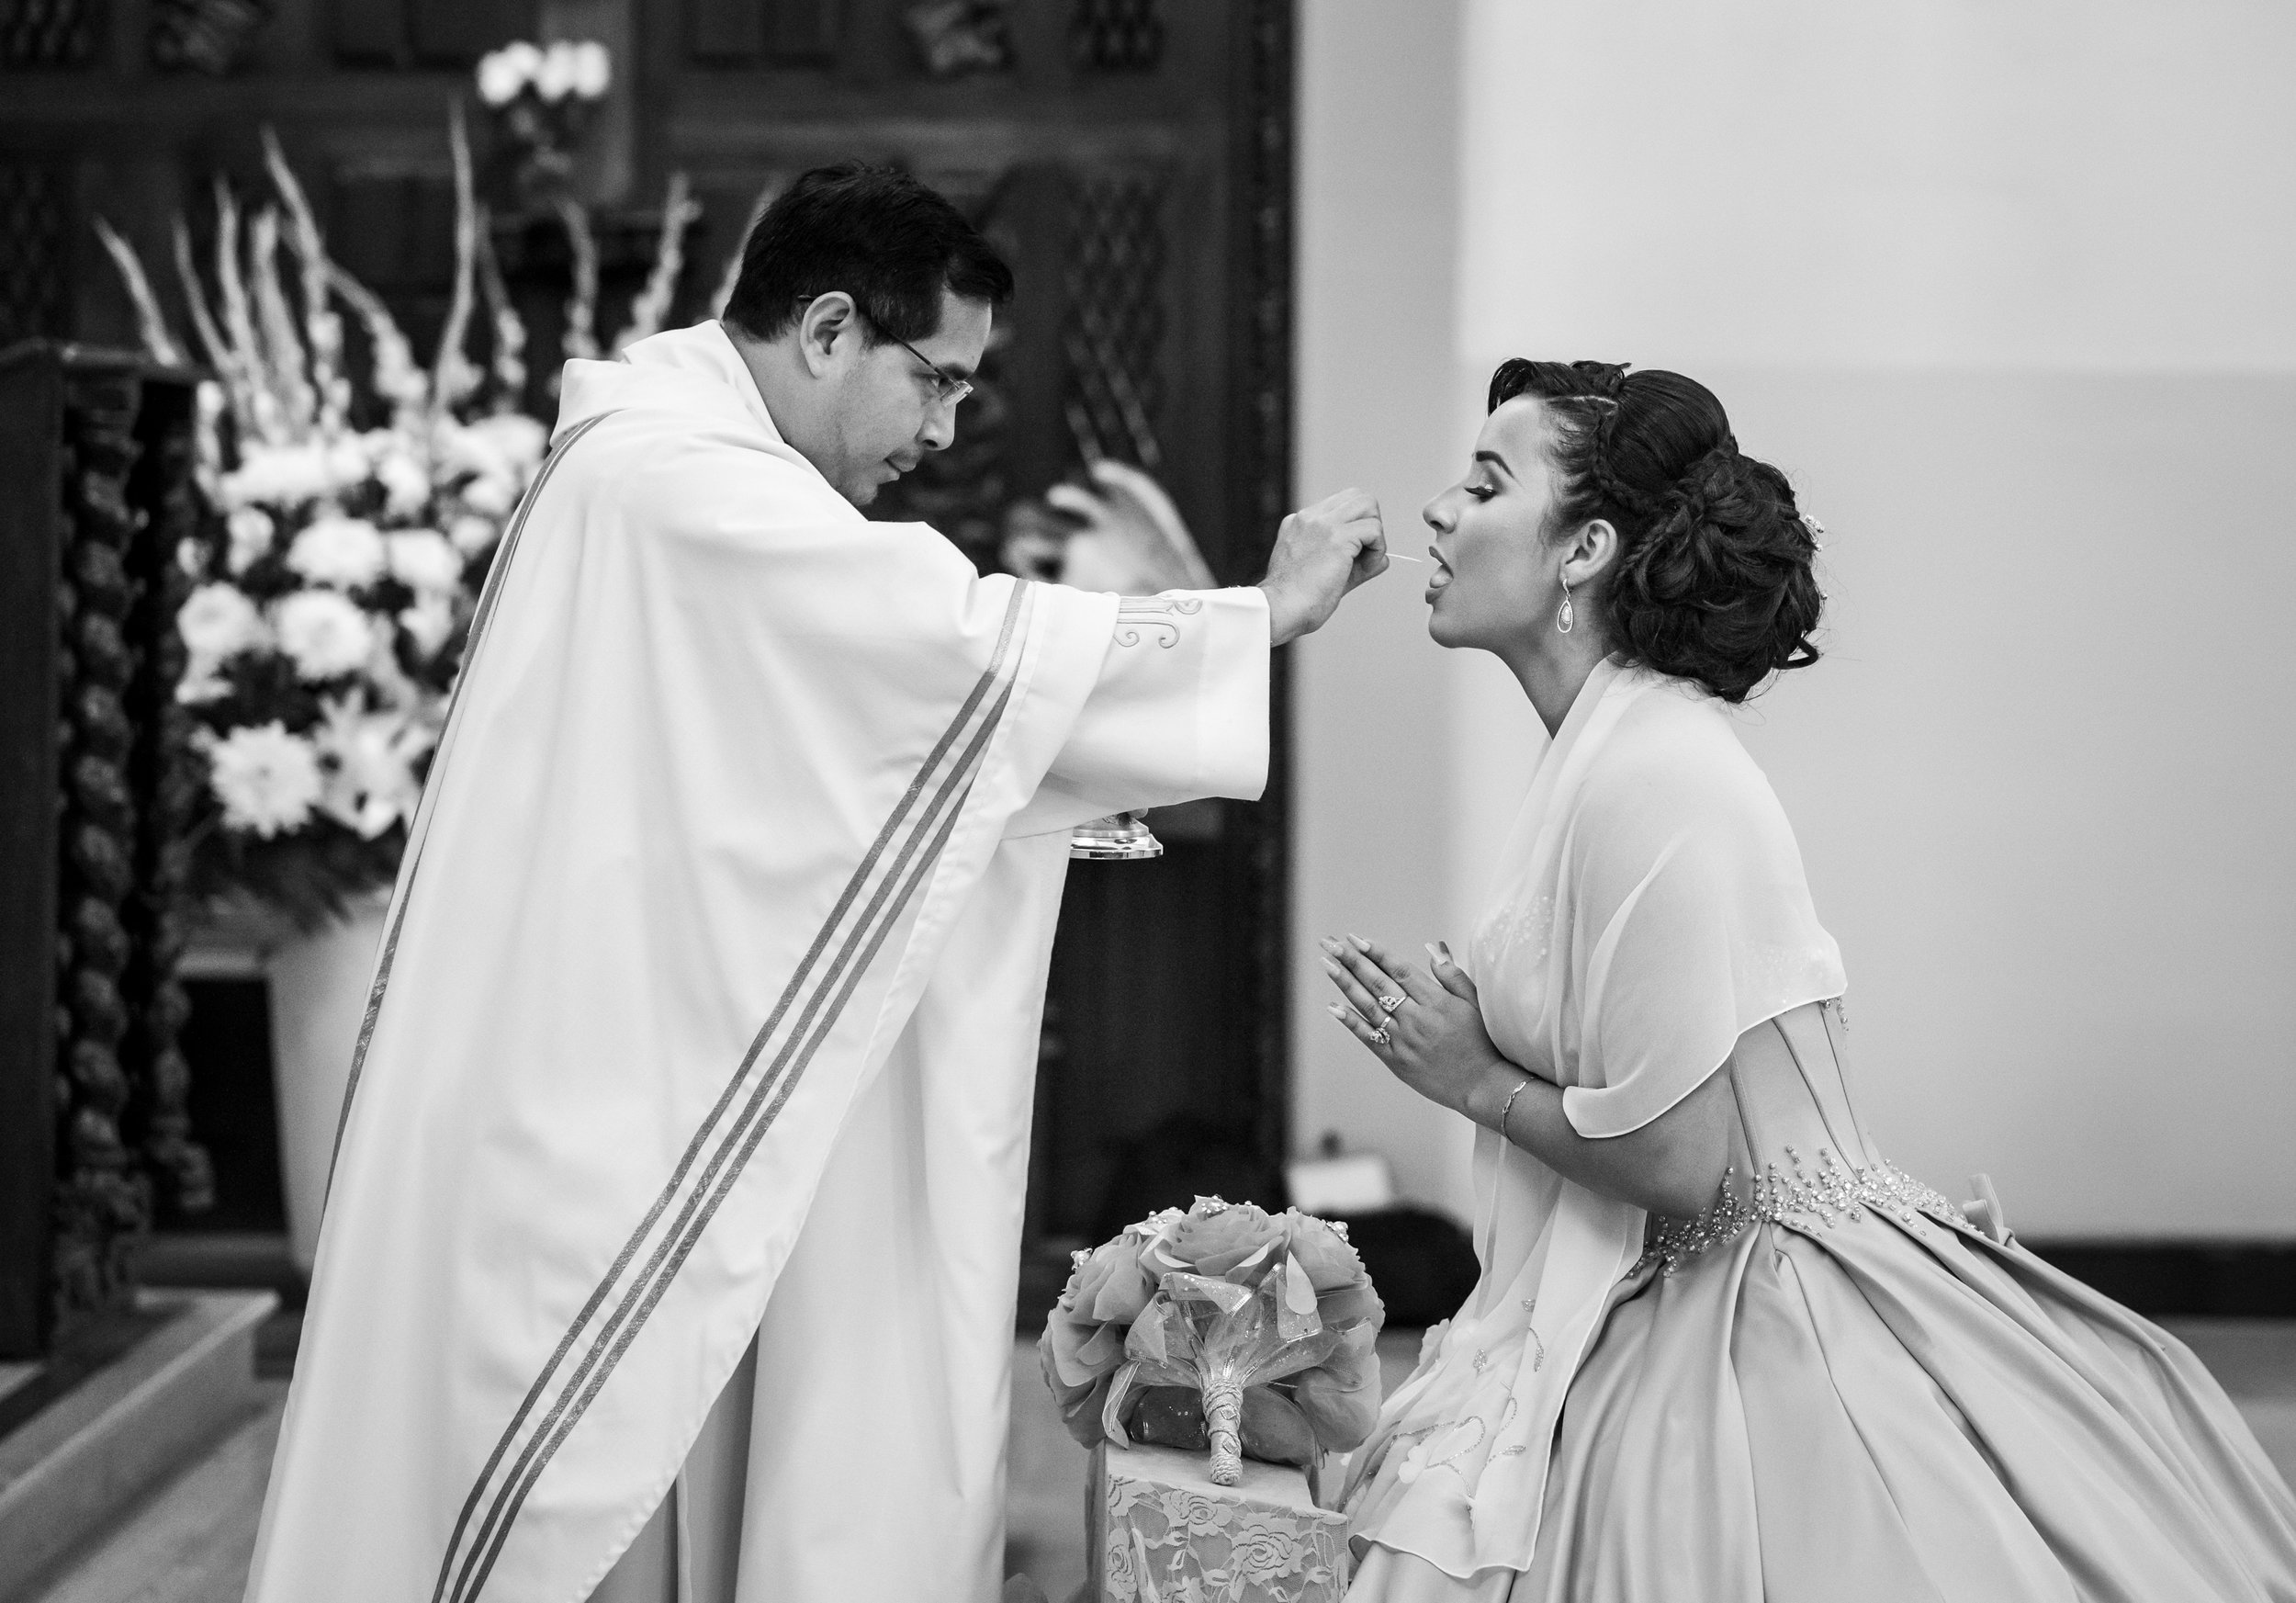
[1422,397,1567,653]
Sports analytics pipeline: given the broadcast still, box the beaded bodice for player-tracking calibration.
[1635,998,1969,1276]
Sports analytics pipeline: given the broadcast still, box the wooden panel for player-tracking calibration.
[410,0,531,65]
[686,0,765,64]
[767,0,838,62]
[0,345,62,1360]
[330,0,406,65]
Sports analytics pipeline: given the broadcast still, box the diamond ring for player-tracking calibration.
[1368,1024,1391,1045]
[1377,994,1405,1015]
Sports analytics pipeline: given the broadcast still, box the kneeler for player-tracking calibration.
[1086,1439,1350,1603]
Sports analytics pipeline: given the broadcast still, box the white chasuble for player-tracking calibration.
[242,322,1269,1603]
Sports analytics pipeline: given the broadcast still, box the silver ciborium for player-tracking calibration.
[1070,812,1164,861]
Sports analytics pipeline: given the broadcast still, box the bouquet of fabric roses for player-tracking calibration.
[1041,1197,1384,1486]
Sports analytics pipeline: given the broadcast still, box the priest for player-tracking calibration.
[242,163,1386,1603]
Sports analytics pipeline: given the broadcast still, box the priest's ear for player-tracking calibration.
[794,291,864,376]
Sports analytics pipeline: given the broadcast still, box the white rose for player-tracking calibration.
[398,593,457,659]
[476,46,530,107]
[220,442,332,509]
[387,529,465,594]
[226,506,276,574]
[177,582,270,665]
[570,40,611,98]
[458,474,516,518]
[272,590,376,681]
[374,447,433,518]
[463,412,548,474]
[286,515,388,589]
[535,40,579,101]
[448,514,501,556]
[205,721,323,839]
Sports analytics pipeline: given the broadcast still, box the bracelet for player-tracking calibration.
[1496,1074,1530,1144]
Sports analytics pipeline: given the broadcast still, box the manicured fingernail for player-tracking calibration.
[1321,958,1342,978]
[1326,1004,1348,1022]
[1425,943,1447,967]
[1349,933,1371,952]
[1318,936,1339,954]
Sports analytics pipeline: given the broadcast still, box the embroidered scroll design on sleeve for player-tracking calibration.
[1115,593,1203,649]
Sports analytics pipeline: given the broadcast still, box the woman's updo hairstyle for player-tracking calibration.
[1486,358,1822,704]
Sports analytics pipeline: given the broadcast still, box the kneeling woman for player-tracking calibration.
[1325,359,2296,1601]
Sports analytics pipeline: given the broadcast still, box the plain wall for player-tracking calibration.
[1294,1,2296,1236]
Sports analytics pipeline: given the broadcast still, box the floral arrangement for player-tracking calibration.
[97,106,699,928]
[1041,1197,1384,1486]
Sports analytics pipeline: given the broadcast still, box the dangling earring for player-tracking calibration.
[1556,572,1575,635]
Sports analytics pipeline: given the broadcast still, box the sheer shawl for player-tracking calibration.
[1343,658,1843,1577]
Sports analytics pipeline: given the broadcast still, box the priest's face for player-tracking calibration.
[813,288,993,506]
[1421,398,1571,653]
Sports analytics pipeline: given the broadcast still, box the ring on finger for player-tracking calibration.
[1376,994,1405,1016]
[1368,1024,1391,1045]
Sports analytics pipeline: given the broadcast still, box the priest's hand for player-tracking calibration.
[1259,488,1388,646]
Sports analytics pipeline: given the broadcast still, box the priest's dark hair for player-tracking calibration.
[722,162,1014,346]
[1487,359,1823,704]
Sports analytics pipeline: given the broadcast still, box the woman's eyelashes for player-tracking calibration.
[1466,480,1495,501]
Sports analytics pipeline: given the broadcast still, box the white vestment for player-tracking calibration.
[242,322,1269,1603]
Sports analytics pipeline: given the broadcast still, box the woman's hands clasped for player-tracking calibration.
[1321,935,1514,1119]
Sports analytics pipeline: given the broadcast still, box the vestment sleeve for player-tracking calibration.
[1004,587,1270,836]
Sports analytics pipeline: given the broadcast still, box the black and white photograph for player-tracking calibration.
[0,3,2290,1599]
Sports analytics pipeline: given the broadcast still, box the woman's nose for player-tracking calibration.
[1423,496,1451,534]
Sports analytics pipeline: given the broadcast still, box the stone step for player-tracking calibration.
[0,1291,276,1600]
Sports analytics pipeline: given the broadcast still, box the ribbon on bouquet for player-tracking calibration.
[1102,1258,1341,1485]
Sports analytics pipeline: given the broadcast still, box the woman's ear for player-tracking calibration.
[1559,517,1619,589]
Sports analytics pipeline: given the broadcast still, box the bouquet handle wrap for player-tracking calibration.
[1104,1264,1340,1487]
[1202,1378,1244,1485]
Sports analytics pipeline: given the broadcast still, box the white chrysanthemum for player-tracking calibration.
[458,474,516,518]
[286,515,388,589]
[314,694,435,839]
[476,44,533,106]
[206,721,323,839]
[226,506,276,574]
[387,529,464,594]
[463,412,548,474]
[272,590,376,681]
[398,594,457,659]
[373,446,433,518]
[535,40,580,101]
[178,581,270,665]
[447,514,501,556]
[569,40,611,98]
[219,443,333,509]
[323,436,374,494]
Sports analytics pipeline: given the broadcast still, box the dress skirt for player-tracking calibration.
[1348,1180,2296,1601]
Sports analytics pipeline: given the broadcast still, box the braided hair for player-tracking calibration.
[1485,359,1822,704]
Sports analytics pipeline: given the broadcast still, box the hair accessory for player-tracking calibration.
[1556,572,1575,635]
[1800,512,1827,549]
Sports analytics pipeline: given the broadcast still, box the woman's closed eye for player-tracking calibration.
[1467,481,1496,501]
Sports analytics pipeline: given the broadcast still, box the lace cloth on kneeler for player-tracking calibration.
[1100,1474,1348,1603]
